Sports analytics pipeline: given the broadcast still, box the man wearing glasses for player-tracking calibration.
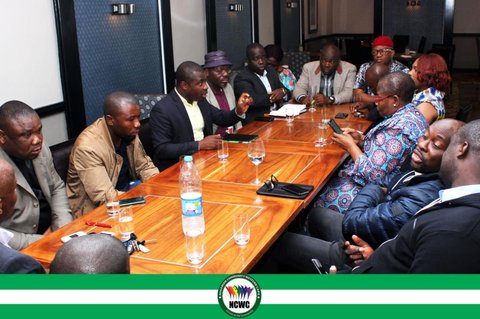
[353,36,409,106]
[204,51,241,137]
[293,43,357,106]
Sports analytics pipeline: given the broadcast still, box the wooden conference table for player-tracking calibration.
[22,104,371,273]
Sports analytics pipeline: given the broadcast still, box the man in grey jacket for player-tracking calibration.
[0,101,72,250]
[293,43,357,105]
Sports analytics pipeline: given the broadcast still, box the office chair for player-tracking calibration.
[417,36,427,53]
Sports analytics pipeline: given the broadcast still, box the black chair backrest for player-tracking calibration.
[456,104,472,122]
[50,139,76,183]
[133,94,167,120]
[393,35,410,53]
[138,118,154,159]
[284,51,311,79]
[417,36,427,53]
[430,44,456,71]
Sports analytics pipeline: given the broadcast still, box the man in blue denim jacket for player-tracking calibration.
[265,119,464,273]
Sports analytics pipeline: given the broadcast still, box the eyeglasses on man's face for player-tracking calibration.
[371,48,393,56]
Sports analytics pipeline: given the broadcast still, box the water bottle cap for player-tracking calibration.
[184,155,193,162]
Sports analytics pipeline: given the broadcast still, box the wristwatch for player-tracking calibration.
[328,96,335,104]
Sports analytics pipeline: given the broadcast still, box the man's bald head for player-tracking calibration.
[103,91,138,117]
[0,158,17,222]
[50,234,130,274]
[365,63,389,94]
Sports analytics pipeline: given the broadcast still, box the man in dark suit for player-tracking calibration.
[234,43,289,124]
[0,158,45,274]
[150,61,251,171]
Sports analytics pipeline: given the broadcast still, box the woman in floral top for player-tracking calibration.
[316,72,428,213]
[410,53,451,124]
[264,44,297,92]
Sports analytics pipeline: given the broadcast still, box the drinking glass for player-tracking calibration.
[247,139,265,184]
[105,187,120,216]
[315,124,328,148]
[233,211,250,246]
[285,105,295,126]
[309,86,318,112]
[185,230,205,265]
[318,104,329,129]
[217,140,229,161]
[117,206,134,239]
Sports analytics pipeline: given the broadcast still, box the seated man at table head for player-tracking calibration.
[353,36,409,106]
[67,91,159,216]
[262,119,464,274]
[50,234,130,274]
[234,43,289,124]
[0,159,45,273]
[204,50,242,137]
[0,101,72,250]
[150,61,251,171]
[293,43,356,106]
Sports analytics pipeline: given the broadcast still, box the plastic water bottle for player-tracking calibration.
[179,156,205,235]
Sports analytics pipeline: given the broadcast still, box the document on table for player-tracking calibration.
[269,104,306,117]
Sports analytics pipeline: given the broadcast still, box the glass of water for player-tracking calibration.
[233,211,250,246]
[285,105,295,126]
[105,187,120,217]
[217,140,229,161]
[117,206,134,239]
[248,139,265,184]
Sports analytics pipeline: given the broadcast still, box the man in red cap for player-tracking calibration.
[353,35,409,112]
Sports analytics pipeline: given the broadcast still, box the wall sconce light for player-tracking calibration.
[112,3,135,15]
[228,4,244,12]
[406,0,421,6]
[286,2,298,8]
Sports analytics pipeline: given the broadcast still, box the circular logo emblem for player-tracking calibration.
[218,274,261,318]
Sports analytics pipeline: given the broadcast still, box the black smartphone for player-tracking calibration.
[335,112,348,119]
[254,116,274,122]
[119,196,146,207]
[328,118,343,134]
[282,184,310,196]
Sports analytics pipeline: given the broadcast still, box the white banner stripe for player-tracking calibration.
[1,290,480,304]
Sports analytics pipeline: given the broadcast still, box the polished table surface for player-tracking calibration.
[22,104,371,273]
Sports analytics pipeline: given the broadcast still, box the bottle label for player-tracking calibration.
[181,194,203,217]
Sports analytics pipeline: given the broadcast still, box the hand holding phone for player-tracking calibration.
[328,119,343,134]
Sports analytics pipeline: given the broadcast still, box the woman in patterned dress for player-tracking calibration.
[316,72,429,213]
[409,53,451,124]
[264,44,297,92]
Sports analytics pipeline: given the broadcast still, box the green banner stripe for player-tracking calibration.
[2,275,480,289]
[1,304,480,319]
